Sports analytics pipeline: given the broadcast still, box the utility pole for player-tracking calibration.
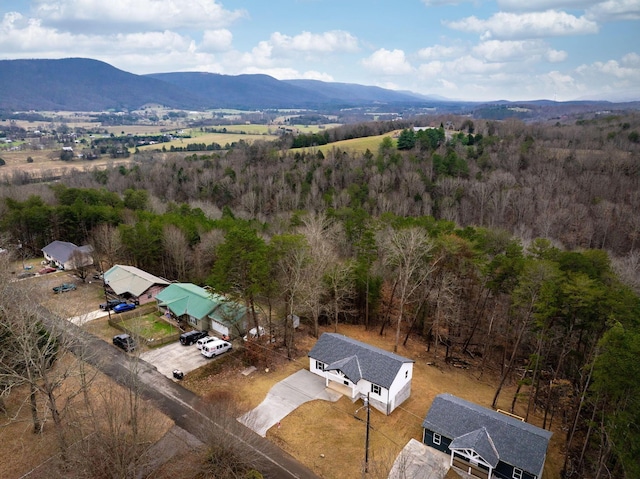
[100,260,111,322]
[355,393,372,476]
[364,393,370,474]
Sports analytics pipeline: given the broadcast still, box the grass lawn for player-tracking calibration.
[120,313,179,342]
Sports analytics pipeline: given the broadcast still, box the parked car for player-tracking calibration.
[38,266,57,275]
[100,299,126,311]
[113,302,136,313]
[113,334,136,352]
[196,335,220,350]
[201,339,232,358]
[17,272,36,279]
[53,283,76,293]
[179,330,208,346]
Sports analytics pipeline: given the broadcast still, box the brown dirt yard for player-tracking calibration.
[183,323,565,479]
[7,260,564,479]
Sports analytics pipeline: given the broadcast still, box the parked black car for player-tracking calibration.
[113,334,136,352]
[100,299,125,311]
[179,330,208,345]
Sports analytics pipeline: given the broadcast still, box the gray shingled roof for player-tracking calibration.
[449,427,499,467]
[42,240,92,263]
[422,394,552,476]
[327,355,362,383]
[307,333,414,389]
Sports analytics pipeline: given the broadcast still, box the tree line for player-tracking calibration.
[1,112,639,477]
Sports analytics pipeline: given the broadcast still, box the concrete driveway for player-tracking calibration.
[68,309,109,325]
[140,341,212,379]
[239,369,342,437]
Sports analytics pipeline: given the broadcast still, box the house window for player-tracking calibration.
[371,384,381,395]
[405,370,408,379]
[316,360,326,371]
[513,468,523,479]
[433,433,441,445]
[188,316,197,327]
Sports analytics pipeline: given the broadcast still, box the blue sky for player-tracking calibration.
[1,0,639,102]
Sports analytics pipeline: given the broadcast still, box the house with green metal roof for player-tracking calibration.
[155,283,248,338]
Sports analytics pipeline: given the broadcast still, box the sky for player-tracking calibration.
[1,0,639,102]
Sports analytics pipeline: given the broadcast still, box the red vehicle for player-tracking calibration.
[38,266,57,274]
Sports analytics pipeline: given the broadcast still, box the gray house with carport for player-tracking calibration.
[422,393,552,479]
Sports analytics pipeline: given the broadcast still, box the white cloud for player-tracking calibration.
[586,0,640,21]
[622,52,640,66]
[418,61,445,79]
[497,0,601,11]
[200,29,233,52]
[546,49,568,62]
[269,30,359,53]
[32,0,246,31]
[472,39,567,63]
[447,10,599,40]
[299,70,334,81]
[417,44,463,60]
[574,54,640,99]
[361,48,413,75]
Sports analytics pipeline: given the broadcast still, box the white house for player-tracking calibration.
[42,240,93,270]
[308,333,414,415]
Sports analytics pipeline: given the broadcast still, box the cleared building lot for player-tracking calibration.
[140,340,213,379]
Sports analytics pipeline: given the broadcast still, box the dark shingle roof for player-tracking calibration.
[422,394,552,476]
[327,355,362,383]
[307,333,413,389]
[449,427,499,467]
[42,240,92,263]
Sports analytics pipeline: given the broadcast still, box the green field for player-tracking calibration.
[136,124,342,151]
[297,131,400,155]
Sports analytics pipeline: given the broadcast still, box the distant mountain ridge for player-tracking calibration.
[0,58,637,115]
[0,57,434,112]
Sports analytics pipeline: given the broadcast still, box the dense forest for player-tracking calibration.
[1,113,640,478]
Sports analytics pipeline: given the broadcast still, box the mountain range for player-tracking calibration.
[0,58,440,112]
[1,58,638,116]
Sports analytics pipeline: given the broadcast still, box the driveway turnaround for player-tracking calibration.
[239,369,342,437]
[140,341,211,379]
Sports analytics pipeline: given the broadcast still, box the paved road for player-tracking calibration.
[40,310,321,479]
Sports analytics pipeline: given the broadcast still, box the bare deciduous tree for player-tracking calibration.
[378,227,436,352]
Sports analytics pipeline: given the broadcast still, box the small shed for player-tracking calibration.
[308,333,414,415]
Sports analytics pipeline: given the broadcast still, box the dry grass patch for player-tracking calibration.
[186,323,564,479]
[0,354,173,479]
